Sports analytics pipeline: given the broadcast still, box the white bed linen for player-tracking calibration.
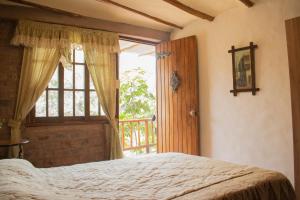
[0,153,254,200]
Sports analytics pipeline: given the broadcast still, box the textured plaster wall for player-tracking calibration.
[171,0,300,183]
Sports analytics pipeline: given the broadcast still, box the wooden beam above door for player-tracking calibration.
[96,0,183,29]
[239,0,254,7]
[162,0,214,21]
[0,4,170,42]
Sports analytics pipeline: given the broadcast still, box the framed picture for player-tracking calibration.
[228,42,259,96]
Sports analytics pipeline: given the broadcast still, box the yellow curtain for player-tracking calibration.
[10,20,122,159]
[11,20,119,51]
[84,46,123,159]
[8,47,60,157]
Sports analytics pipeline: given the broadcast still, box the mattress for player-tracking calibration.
[0,153,295,200]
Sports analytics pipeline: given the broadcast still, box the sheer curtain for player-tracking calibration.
[84,47,123,159]
[8,47,60,157]
[10,20,122,159]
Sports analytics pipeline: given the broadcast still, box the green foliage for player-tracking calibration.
[119,67,155,120]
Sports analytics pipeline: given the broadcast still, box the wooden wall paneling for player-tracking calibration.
[285,16,300,199]
[0,19,22,158]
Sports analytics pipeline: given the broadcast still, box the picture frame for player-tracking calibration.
[228,42,259,96]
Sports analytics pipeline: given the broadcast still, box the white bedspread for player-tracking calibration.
[0,153,253,200]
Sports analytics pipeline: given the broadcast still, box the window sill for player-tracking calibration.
[25,117,110,127]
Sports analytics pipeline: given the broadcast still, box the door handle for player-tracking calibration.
[189,110,197,117]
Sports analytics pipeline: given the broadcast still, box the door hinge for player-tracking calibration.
[156,52,171,60]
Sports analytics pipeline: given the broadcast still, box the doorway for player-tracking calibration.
[286,16,300,199]
[118,39,157,156]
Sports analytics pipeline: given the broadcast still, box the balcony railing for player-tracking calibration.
[119,118,157,154]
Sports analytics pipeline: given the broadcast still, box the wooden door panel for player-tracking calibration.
[286,16,300,199]
[171,39,179,153]
[156,36,199,155]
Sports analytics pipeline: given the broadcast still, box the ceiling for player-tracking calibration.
[120,40,155,56]
[0,0,245,32]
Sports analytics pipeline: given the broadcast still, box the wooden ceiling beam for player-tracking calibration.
[96,0,183,29]
[0,4,170,42]
[7,0,83,17]
[162,0,214,21]
[239,0,254,7]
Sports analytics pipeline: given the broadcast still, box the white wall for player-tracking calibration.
[171,0,300,183]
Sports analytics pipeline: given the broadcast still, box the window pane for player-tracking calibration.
[48,90,59,117]
[75,91,85,116]
[75,48,84,63]
[64,91,73,116]
[48,67,59,88]
[90,75,95,90]
[75,65,85,89]
[90,91,99,116]
[35,91,46,117]
[64,67,73,89]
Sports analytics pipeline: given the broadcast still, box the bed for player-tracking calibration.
[0,153,295,200]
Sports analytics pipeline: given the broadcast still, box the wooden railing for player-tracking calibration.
[119,118,157,154]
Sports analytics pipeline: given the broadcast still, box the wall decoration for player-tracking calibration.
[228,42,259,96]
[170,71,180,92]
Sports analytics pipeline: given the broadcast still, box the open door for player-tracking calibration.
[286,16,300,199]
[156,36,199,155]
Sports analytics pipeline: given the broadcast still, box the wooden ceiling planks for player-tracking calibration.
[0,4,170,42]
[162,0,214,21]
[239,0,254,7]
[7,0,83,17]
[96,0,183,29]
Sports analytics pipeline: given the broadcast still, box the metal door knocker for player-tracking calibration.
[170,71,180,92]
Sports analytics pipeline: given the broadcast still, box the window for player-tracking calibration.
[30,48,105,124]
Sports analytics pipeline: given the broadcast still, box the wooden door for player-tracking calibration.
[156,36,199,155]
[286,16,300,199]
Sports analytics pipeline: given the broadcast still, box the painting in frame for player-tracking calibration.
[229,42,259,96]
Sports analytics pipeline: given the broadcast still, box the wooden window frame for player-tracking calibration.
[26,38,149,127]
[26,49,109,126]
